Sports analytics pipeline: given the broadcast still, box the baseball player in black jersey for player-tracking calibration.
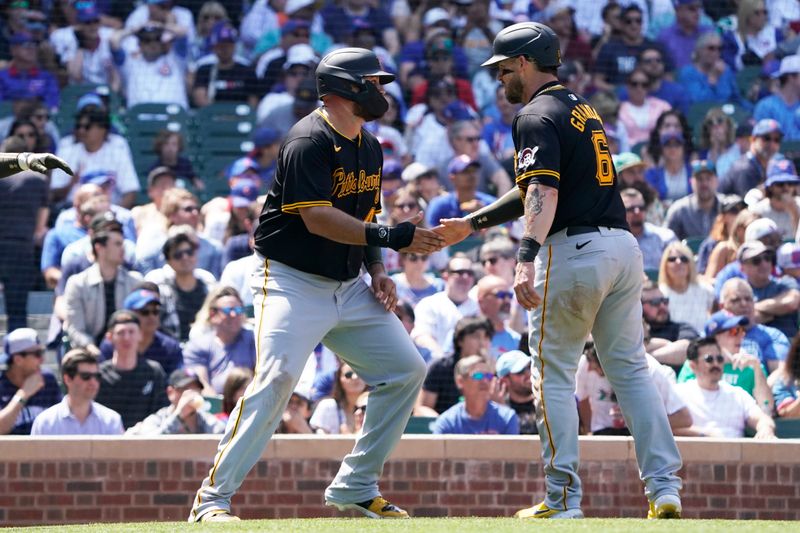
[435,23,683,519]
[189,48,445,522]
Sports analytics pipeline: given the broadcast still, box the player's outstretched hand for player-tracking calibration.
[432,217,472,246]
[399,211,446,254]
[514,261,541,310]
[28,153,74,175]
[371,271,398,312]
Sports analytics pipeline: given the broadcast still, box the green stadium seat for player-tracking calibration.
[645,268,659,282]
[125,102,189,136]
[687,101,751,133]
[191,102,255,137]
[404,416,436,434]
[448,235,484,256]
[735,66,761,99]
[775,417,800,438]
[683,236,705,255]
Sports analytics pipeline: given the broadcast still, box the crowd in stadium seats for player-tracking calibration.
[2,0,800,440]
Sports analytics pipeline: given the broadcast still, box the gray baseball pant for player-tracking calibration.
[528,227,682,511]
[189,258,427,521]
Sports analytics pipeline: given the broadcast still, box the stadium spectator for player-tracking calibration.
[99,287,183,376]
[53,181,137,242]
[110,23,189,109]
[778,242,800,281]
[183,286,255,393]
[225,126,281,190]
[128,368,225,435]
[239,0,282,59]
[720,278,789,374]
[656,0,713,70]
[188,1,228,64]
[476,275,520,363]
[419,316,492,416]
[677,31,741,108]
[675,337,775,438]
[720,0,780,71]
[665,159,726,240]
[131,166,175,237]
[320,0,398,56]
[145,228,217,342]
[249,0,332,62]
[772,331,800,418]
[713,218,783,297]
[590,90,630,154]
[577,340,691,436]
[0,135,48,330]
[641,109,694,169]
[455,0,503,76]
[644,132,693,202]
[678,311,774,409]
[63,221,142,356]
[309,362,367,435]
[412,254,480,360]
[432,355,519,435]
[696,197,747,275]
[276,385,314,434]
[95,310,168,429]
[50,1,118,87]
[0,328,61,435]
[754,55,800,140]
[621,188,677,271]
[642,281,700,369]
[706,208,759,278]
[393,300,433,364]
[401,162,444,210]
[749,159,800,238]
[258,76,319,137]
[136,189,223,277]
[481,85,519,163]
[124,0,196,46]
[426,154,496,227]
[494,350,536,435]
[719,119,783,198]
[217,367,253,423]
[0,32,59,109]
[254,19,311,89]
[618,68,672,147]
[50,107,139,208]
[7,118,43,153]
[192,22,259,108]
[542,1,592,69]
[391,251,445,308]
[658,241,715,336]
[146,130,199,192]
[30,348,123,435]
[397,9,468,87]
[696,108,740,178]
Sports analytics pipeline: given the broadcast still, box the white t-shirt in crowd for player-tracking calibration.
[676,380,760,438]
[411,290,479,360]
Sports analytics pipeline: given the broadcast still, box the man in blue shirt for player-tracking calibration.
[426,155,496,227]
[226,126,281,190]
[753,55,800,141]
[433,355,519,434]
[0,32,59,109]
[656,0,713,70]
[0,328,61,435]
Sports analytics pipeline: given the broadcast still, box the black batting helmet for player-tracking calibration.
[481,22,561,69]
[316,47,395,101]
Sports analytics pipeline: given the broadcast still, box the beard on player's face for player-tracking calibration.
[504,74,524,104]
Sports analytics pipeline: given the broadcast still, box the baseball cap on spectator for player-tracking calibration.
[294,78,319,105]
[443,101,479,122]
[766,157,797,178]
[282,19,310,36]
[252,126,281,148]
[752,118,782,137]
[76,93,104,112]
[285,0,315,15]
[283,43,318,69]
[80,169,116,187]
[735,121,754,138]
[123,289,161,311]
[673,0,701,6]
[765,172,800,188]
[774,55,800,78]
[744,218,780,243]
[3,328,42,357]
[402,162,437,182]
[76,2,101,23]
[691,159,715,176]
[89,211,122,233]
[423,7,450,27]
[147,166,176,188]
[737,240,770,262]
[8,32,35,46]
[209,21,238,46]
[496,350,531,378]
[292,384,313,404]
[169,368,203,389]
[230,178,259,208]
[383,158,403,181]
[147,0,170,4]
[448,154,480,175]
[777,242,800,270]
[720,196,746,214]
[659,131,684,146]
[704,311,748,337]
[612,152,646,173]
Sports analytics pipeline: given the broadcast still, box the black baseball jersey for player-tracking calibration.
[513,81,628,236]
[254,109,383,280]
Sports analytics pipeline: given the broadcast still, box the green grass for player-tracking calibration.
[5,518,791,533]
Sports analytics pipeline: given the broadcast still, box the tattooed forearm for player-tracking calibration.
[523,184,558,242]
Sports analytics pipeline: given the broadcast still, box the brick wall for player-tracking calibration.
[0,436,798,525]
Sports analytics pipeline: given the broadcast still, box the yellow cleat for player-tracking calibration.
[647,494,682,519]
[199,510,241,522]
[515,502,584,519]
[327,496,410,519]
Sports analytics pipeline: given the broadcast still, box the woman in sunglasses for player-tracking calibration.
[677,32,742,109]
[618,68,672,146]
[310,362,367,434]
[391,251,445,307]
[183,286,255,395]
[658,241,714,335]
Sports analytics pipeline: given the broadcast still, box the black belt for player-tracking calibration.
[566,226,600,237]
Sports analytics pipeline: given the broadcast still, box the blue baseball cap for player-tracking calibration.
[752,118,782,137]
[496,350,531,378]
[282,19,311,36]
[77,3,101,23]
[383,158,403,180]
[252,127,281,147]
[209,21,238,46]
[704,311,749,337]
[76,92,104,111]
[230,178,259,208]
[123,289,161,311]
[79,169,116,186]
[447,154,480,175]
[443,101,478,122]
[767,157,796,178]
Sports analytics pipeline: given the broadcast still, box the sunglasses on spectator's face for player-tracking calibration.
[628,80,648,88]
[18,349,44,358]
[640,56,662,64]
[492,290,514,300]
[643,297,669,306]
[76,371,102,381]
[459,136,481,143]
[721,326,744,336]
[469,371,495,381]
[483,256,509,265]
[667,255,689,264]
[76,122,93,131]
[702,354,725,364]
[214,305,244,316]
[137,307,160,317]
[761,135,782,144]
[394,202,418,210]
[171,248,195,260]
[406,253,429,262]
[624,16,642,25]
[746,254,773,266]
[343,371,359,379]
[449,269,474,277]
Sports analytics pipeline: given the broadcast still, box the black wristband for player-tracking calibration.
[365,222,416,250]
[517,237,541,263]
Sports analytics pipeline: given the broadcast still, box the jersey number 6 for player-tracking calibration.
[590,130,614,187]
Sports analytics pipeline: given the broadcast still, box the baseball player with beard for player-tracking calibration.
[434,23,683,519]
[189,48,445,522]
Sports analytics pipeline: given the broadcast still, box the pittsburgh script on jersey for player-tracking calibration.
[569,103,602,133]
[331,167,382,198]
